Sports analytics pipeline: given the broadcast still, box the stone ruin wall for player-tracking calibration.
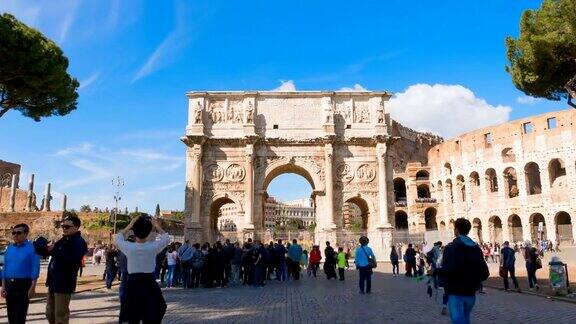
[389,120,443,173]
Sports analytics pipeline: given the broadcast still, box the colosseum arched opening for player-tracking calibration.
[548,158,568,202]
[468,172,480,202]
[471,218,483,243]
[503,167,519,198]
[394,210,408,230]
[445,179,454,203]
[444,163,452,175]
[555,211,573,244]
[393,178,407,204]
[417,184,431,198]
[488,216,503,243]
[455,175,465,202]
[529,213,546,242]
[424,207,437,230]
[416,170,429,180]
[508,214,523,242]
[485,168,498,194]
[436,180,443,202]
[524,162,542,195]
[501,147,516,163]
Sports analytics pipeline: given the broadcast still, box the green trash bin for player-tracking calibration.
[549,257,568,295]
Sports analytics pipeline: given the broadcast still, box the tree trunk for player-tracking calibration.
[566,74,576,109]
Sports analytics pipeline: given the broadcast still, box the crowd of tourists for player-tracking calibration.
[0,214,561,324]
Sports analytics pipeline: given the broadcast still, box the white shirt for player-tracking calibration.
[166,251,178,266]
[115,233,170,274]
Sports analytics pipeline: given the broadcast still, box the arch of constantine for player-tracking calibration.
[181,91,396,258]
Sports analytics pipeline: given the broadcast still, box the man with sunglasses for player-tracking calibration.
[1,223,40,324]
[45,215,88,324]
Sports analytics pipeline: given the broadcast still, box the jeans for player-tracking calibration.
[181,261,191,288]
[254,266,266,287]
[502,267,519,290]
[119,272,128,303]
[191,267,201,288]
[358,266,372,293]
[166,265,176,287]
[447,295,475,324]
[526,263,538,288]
[276,262,287,281]
[105,266,118,289]
[231,264,241,284]
[391,261,399,275]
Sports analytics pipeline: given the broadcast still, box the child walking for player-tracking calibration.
[337,247,346,281]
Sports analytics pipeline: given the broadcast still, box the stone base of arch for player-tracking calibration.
[368,228,393,262]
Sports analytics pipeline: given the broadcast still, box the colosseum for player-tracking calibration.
[394,108,576,246]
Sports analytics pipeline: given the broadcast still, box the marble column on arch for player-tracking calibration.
[185,140,205,231]
[376,142,391,228]
[324,142,336,229]
[244,143,255,230]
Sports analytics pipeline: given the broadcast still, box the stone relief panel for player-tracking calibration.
[336,163,354,183]
[334,98,353,126]
[205,164,224,182]
[207,99,244,125]
[353,100,371,124]
[225,164,246,182]
[356,164,376,182]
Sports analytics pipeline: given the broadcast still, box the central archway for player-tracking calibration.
[262,170,315,245]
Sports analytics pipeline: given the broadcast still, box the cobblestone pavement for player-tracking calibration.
[2,267,575,323]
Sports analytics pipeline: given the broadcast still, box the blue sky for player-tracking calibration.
[0,0,567,213]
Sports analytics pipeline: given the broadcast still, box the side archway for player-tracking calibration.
[508,214,523,242]
[555,211,573,244]
[530,213,546,242]
[424,207,437,230]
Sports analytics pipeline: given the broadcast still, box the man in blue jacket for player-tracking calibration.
[1,223,40,324]
[45,215,88,324]
[441,218,489,324]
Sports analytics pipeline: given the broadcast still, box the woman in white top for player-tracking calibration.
[165,244,179,288]
[115,216,170,324]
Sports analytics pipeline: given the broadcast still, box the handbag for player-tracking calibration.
[499,267,506,278]
[361,246,377,269]
[535,257,542,269]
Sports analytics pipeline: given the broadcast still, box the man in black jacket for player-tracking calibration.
[45,215,88,324]
[441,218,489,324]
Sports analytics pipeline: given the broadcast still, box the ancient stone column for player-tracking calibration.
[377,142,391,227]
[26,174,34,212]
[186,144,203,226]
[43,183,51,211]
[324,143,336,229]
[244,144,255,230]
[62,194,67,211]
[9,174,17,212]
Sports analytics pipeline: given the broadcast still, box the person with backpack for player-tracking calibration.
[523,241,541,291]
[500,241,520,292]
[190,243,203,288]
[354,236,376,294]
[441,218,489,324]
[287,239,303,280]
[274,240,288,281]
[404,243,416,277]
[230,242,242,285]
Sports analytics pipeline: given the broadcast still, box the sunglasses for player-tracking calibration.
[11,231,24,236]
[61,224,73,229]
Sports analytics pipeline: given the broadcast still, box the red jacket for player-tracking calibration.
[309,249,322,263]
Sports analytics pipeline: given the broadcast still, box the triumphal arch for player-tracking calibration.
[181,91,395,258]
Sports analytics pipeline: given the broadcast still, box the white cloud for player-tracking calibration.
[133,1,191,82]
[272,80,296,92]
[338,84,368,92]
[55,142,94,156]
[516,96,542,105]
[59,159,112,189]
[388,84,511,139]
[78,72,101,91]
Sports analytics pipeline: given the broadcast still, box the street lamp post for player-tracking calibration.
[112,176,125,235]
